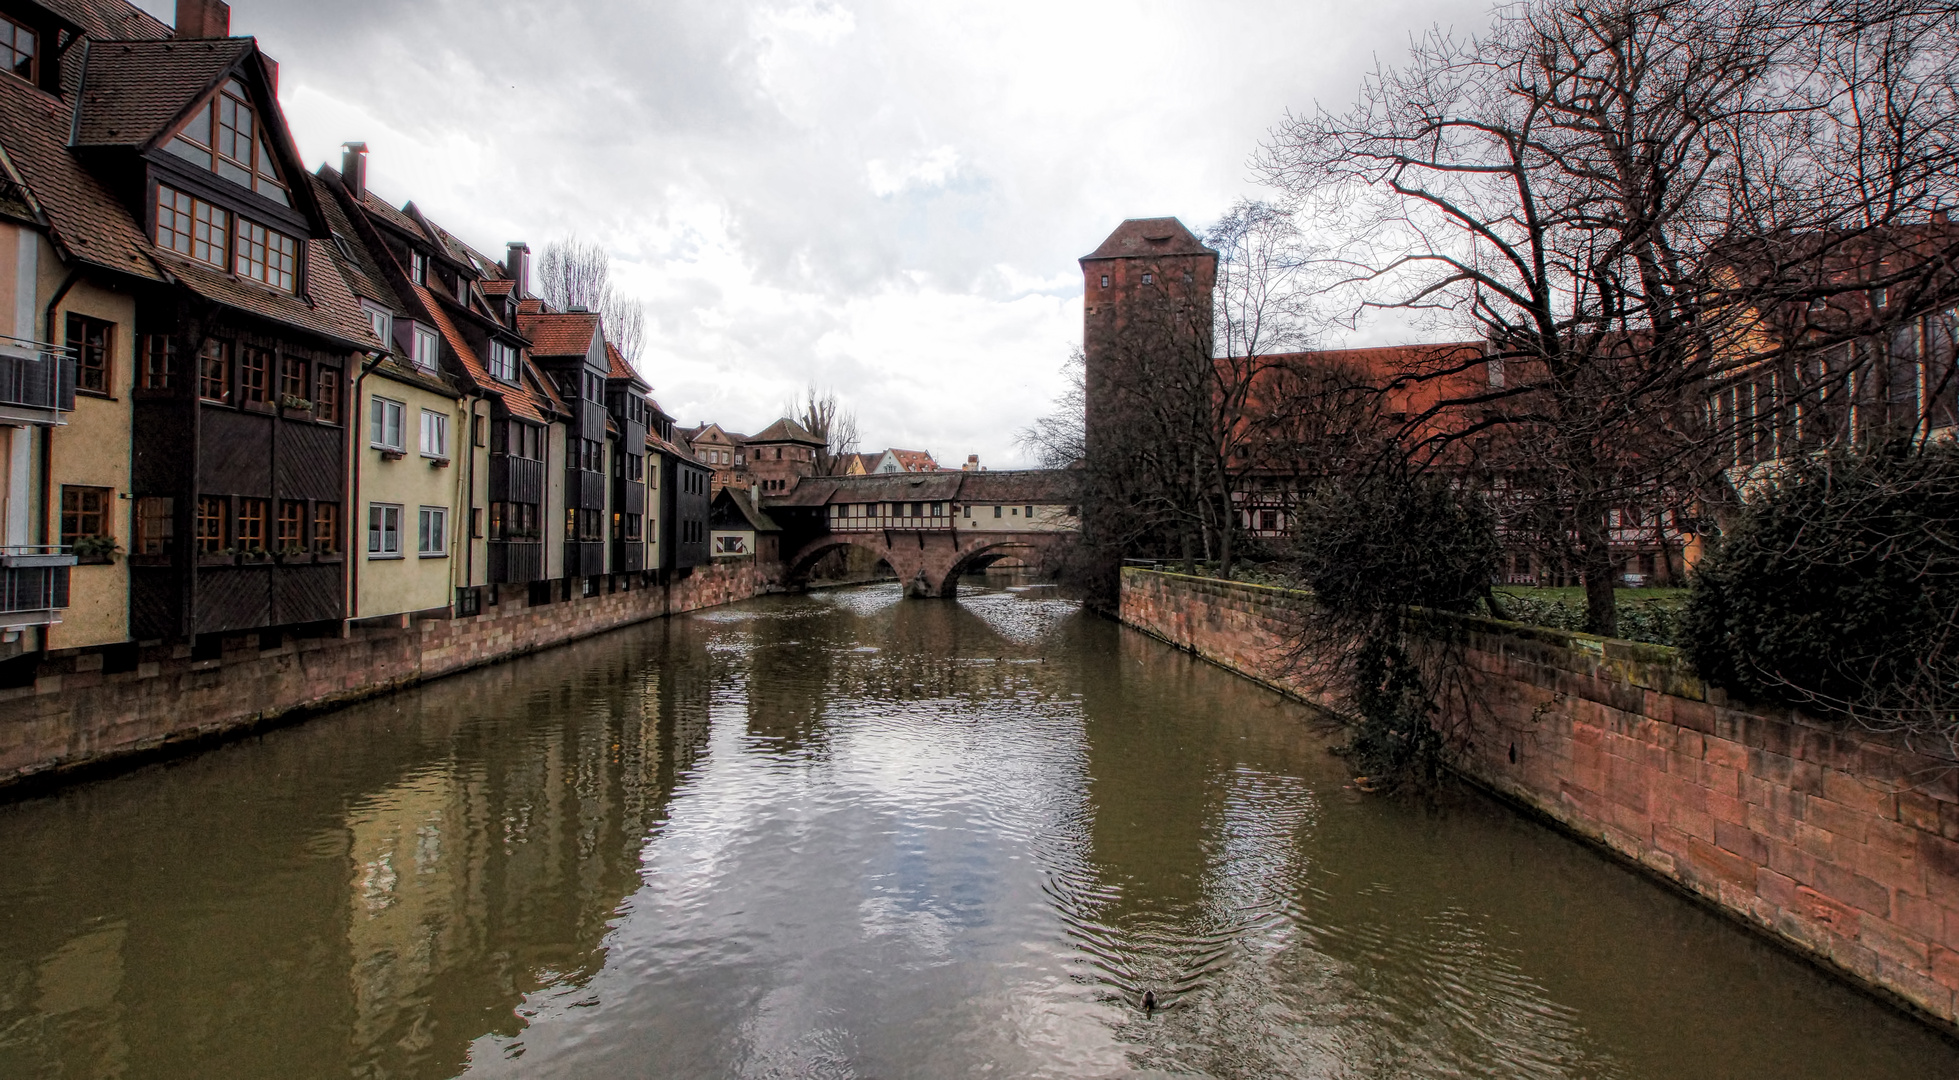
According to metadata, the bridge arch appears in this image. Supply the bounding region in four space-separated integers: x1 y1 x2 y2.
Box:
783 534 917 592
935 537 1054 598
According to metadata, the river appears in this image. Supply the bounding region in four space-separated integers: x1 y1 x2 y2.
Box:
0 580 1953 1078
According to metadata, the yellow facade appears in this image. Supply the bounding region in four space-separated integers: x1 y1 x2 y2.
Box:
44 274 136 650
353 367 466 620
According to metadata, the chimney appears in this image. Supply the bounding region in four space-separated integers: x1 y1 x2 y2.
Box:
341 143 367 201
175 0 230 39
506 242 530 300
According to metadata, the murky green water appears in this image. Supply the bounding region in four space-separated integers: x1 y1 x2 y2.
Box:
1 581 1954 1078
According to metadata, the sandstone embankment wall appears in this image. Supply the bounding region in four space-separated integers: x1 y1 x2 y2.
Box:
1119 567 1959 1032
1 559 767 789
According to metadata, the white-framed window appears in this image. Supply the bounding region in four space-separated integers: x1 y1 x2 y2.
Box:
420 409 449 459
370 396 405 451
489 339 518 382
412 251 428 284
418 506 447 556
411 325 439 371
367 503 402 556
361 301 392 349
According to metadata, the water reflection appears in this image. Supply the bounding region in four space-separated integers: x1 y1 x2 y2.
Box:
0 580 1954 1078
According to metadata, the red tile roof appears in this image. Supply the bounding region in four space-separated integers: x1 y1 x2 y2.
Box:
518 310 602 356
480 279 515 295
1081 217 1216 261
411 282 544 422
73 38 253 148
749 417 823 445
889 448 940 472
42 0 172 44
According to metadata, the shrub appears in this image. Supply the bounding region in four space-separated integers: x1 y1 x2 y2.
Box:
1683 442 1959 740
1289 471 1502 789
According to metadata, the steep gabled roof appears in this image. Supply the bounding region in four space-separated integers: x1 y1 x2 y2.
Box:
748 417 822 446
519 309 601 357
311 168 400 311
72 38 255 149
1081 217 1216 262
43 0 171 44
713 487 781 532
410 280 559 423
888 448 940 472
0 68 160 279
603 340 645 386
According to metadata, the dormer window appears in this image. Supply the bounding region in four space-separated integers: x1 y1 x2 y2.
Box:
488 339 518 383
361 301 392 347
412 251 428 285
411 325 439 371
0 15 36 83
164 80 290 207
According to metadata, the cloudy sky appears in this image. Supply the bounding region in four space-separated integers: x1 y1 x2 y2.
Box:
137 0 1487 466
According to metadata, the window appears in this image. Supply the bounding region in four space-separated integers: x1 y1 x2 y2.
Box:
198 340 231 403
420 409 449 459
993 505 1002 518
627 454 643 482
277 501 305 551
315 367 340 421
412 251 428 284
239 348 270 404
1142 272 1153 284
1100 274 1110 288
1025 505 1035 518
196 495 227 553
314 502 341 554
164 80 289 205
134 496 174 556
489 339 518 382
625 513 642 541
418 506 448 556
60 486 111 558
368 503 402 556
370 396 405 451
362 302 392 348
235 498 268 552
280 354 307 403
141 335 176 390
932 502 944 517
0 14 37 83
411 325 439 371
489 501 538 540
235 219 298 291
65 314 113 395
156 185 230 268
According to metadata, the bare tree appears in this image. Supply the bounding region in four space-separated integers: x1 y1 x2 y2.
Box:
794 384 860 475
1016 349 1086 470
539 235 648 363
1257 0 1959 635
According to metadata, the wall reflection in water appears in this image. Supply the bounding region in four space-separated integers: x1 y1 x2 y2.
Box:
1 579 1957 1079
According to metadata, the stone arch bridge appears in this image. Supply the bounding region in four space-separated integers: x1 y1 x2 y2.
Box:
760 470 1080 598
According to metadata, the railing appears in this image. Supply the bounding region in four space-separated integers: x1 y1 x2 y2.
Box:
487 540 543 584
0 564 70 621
0 337 76 415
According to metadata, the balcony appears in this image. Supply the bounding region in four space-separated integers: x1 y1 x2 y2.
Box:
0 338 76 425
0 548 74 626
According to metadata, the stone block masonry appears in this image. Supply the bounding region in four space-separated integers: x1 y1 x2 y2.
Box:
0 559 769 791
1120 567 1959 1034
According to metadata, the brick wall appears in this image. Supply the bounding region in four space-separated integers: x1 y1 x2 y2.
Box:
0 559 769 788
1120 567 1959 1032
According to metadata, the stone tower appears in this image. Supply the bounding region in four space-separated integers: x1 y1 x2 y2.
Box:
1079 218 1218 459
